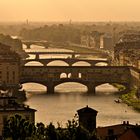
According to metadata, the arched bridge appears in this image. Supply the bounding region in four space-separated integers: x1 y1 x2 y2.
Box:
20 66 132 94
26 51 109 59
22 40 49 49
22 58 109 66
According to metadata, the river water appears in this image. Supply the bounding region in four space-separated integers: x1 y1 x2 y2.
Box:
22 44 140 127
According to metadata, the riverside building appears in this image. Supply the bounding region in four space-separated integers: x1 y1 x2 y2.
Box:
0 92 36 137
0 43 21 90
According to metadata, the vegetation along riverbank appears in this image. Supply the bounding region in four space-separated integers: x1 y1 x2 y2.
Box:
113 84 140 112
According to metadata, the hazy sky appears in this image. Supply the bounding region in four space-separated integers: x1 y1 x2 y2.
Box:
0 0 140 22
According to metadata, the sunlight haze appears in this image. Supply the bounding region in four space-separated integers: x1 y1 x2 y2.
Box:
0 0 140 22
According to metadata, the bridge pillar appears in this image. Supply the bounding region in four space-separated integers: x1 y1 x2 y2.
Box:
69 62 73 66
90 62 96 66
47 83 55 94
71 54 75 59
87 83 95 94
25 43 31 49
35 54 40 59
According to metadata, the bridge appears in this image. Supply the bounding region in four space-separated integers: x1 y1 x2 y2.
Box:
22 58 109 66
20 66 132 94
26 51 109 59
22 40 49 49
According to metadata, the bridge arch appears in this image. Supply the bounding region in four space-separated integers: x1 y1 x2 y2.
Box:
22 82 47 92
95 82 128 93
60 73 68 79
47 60 69 66
55 82 88 93
95 62 108 66
72 61 91 66
24 61 44 66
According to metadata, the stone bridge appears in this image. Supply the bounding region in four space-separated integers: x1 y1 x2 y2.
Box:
22 40 49 49
26 51 109 59
23 58 109 66
20 66 132 94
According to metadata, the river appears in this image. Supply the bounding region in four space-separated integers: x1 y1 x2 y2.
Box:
22 44 140 127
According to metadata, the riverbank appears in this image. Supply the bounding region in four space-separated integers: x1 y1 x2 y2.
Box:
120 89 140 112
113 84 140 112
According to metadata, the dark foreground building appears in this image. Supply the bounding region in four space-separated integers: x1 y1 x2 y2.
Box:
0 92 36 137
77 106 140 140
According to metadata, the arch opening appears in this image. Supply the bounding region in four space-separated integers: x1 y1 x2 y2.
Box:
22 44 27 49
111 83 126 92
29 44 44 49
26 54 36 59
22 82 46 92
72 61 91 66
47 60 69 66
25 61 44 66
79 73 82 78
68 73 72 78
95 62 108 66
95 83 126 94
55 82 88 93
60 73 67 79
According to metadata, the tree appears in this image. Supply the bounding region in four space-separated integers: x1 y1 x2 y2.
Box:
3 114 35 140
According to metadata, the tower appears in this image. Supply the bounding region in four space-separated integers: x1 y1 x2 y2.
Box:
77 106 98 132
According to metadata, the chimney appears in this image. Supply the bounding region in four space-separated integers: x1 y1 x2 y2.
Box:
123 121 126 125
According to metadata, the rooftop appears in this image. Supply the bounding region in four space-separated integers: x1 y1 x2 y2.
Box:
0 92 36 112
77 105 98 114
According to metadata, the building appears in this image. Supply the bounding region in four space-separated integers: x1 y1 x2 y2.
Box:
97 121 138 140
114 32 140 66
77 106 140 140
114 41 140 66
0 92 36 136
77 106 98 132
100 34 113 50
118 127 140 140
81 33 96 48
0 43 21 90
81 31 102 48
0 34 27 59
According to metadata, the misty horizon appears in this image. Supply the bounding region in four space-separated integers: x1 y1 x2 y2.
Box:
0 0 140 22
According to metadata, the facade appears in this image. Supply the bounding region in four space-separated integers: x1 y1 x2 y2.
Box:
81 33 96 48
114 34 140 95
114 32 140 67
118 128 140 140
115 34 140 63
0 93 36 136
100 34 113 50
0 43 21 89
97 121 137 140
77 106 140 140
81 31 102 48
